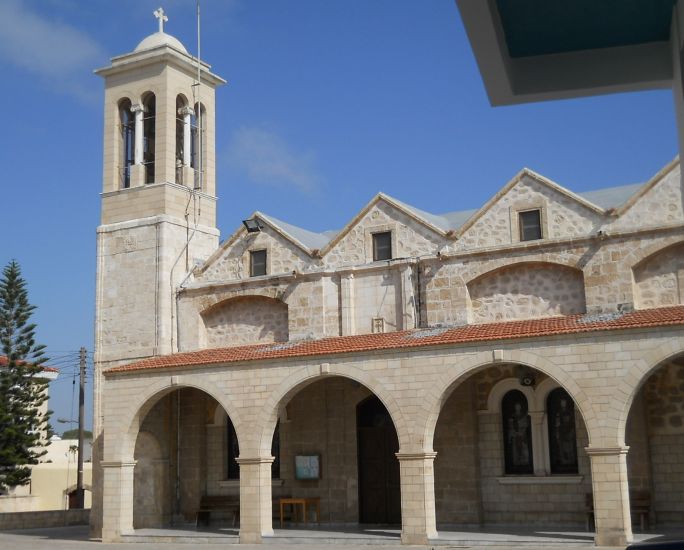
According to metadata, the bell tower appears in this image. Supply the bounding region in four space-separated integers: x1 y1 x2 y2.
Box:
93 12 226 400
91 9 225 535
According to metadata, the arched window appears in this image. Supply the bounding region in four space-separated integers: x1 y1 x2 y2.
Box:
501 390 533 474
191 102 207 190
118 99 134 189
142 93 156 184
546 388 578 474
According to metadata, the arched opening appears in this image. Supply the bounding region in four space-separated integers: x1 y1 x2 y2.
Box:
191 102 207 190
118 98 134 189
432 364 591 533
624 353 684 528
131 387 240 531
175 95 189 184
267 376 401 530
142 93 156 184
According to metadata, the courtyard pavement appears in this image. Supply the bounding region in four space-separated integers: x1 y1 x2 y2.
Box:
0 525 677 550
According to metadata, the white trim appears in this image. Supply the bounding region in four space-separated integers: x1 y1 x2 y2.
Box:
486 378 536 413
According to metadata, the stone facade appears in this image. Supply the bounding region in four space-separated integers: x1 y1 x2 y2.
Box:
92 24 684 550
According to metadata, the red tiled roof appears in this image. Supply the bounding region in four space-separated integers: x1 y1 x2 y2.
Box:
0 355 59 373
106 305 684 375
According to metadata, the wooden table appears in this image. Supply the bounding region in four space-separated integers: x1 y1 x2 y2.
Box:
279 497 320 528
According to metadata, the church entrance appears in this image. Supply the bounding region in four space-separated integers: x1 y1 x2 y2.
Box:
357 396 401 524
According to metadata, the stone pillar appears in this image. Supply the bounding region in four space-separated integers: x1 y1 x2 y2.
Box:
400 264 417 330
586 446 633 546
396 451 437 545
340 273 355 336
178 106 195 186
237 455 274 543
129 104 146 187
101 461 136 542
672 2 684 168
529 411 547 475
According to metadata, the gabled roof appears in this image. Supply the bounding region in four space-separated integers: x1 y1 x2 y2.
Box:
199 159 678 274
106 305 684 374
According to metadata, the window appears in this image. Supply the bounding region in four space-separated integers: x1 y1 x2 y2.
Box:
547 388 578 474
501 389 533 475
226 417 280 480
250 250 267 277
519 209 542 241
372 231 392 261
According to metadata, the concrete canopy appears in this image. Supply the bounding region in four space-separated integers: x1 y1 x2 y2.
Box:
457 0 677 105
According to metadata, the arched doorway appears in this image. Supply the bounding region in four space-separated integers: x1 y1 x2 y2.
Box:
357 396 401 524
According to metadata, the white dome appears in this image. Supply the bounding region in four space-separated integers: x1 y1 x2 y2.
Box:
135 31 187 54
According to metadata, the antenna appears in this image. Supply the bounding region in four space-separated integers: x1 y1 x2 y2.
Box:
195 0 203 192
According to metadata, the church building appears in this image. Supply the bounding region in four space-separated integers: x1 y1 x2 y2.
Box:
92 9 684 547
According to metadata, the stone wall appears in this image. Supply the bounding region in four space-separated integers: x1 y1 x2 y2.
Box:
203 296 289 348
634 242 684 309
0 508 90 530
467 263 586 323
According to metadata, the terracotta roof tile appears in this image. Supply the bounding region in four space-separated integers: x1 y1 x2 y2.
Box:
0 355 59 373
106 305 684 375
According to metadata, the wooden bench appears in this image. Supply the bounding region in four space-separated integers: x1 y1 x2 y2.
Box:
196 495 240 527
585 491 651 532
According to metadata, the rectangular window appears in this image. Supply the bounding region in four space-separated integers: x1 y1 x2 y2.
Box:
519 210 542 241
250 249 267 277
372 231 392 261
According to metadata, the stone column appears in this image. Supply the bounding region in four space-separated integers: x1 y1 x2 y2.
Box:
400 264 417 330
340 273 355 336
586 446 633 546
396 451 438 545
529 411 547 475
237 455 274 543
178 106 195 186
129 104 146 187
101 461 136 542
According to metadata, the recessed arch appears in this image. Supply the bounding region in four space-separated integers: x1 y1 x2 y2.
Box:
466 261 586 323
421 349 595 452
632 240 684 309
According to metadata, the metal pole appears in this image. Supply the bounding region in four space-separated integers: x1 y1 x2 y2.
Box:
76 347 86 509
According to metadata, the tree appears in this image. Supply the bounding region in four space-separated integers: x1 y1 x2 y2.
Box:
61 428 92 440
0 260 52 489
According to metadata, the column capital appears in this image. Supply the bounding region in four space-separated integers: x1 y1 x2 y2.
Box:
178 106 195 117
129 103 146 114
395 451 437 461
236 455 275 465
585 445 630 457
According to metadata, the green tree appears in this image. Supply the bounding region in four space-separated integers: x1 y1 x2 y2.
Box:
0 260 52 489
61 429 92 440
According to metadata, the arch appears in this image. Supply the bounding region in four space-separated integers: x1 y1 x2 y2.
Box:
422 349 596 452
117 97 135 189
632 240 684 309
191 101 208 190
141 91 156 183
617 337 684 445
201 295 289 348
486 378 536 413
175 94 190 183
255 365 408 457
625 237 684 272
466 261 586 323
113 377 244 463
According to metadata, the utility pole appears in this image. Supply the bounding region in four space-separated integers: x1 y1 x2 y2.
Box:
76 347 86 509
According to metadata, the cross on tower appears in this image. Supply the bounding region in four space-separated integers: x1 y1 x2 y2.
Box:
153 7 168 33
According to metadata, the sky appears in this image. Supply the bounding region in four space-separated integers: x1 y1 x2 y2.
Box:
0 0 679 433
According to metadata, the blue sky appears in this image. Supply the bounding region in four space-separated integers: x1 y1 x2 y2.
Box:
0 0 679 432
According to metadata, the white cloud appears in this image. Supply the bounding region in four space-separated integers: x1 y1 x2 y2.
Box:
225 126 323 193
0 0 106 102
